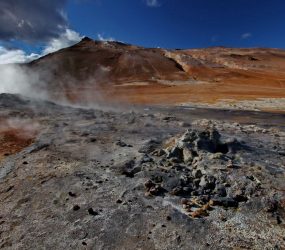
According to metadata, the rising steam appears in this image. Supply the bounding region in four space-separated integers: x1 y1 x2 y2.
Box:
0 64 48 99
0 29 82 100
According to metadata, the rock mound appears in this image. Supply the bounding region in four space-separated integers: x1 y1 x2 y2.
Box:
138 128 260 218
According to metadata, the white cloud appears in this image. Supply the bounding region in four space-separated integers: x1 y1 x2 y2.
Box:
0 28 83 100
43 29 83 55
97 33 115 42
145 0 160 7
0 46 40 64
0 28 83 64
241 32 252 39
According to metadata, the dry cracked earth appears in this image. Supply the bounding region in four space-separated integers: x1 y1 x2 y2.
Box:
0 93 285 249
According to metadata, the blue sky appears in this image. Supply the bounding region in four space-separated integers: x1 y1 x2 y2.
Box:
0 0 285 63
66 0 285 49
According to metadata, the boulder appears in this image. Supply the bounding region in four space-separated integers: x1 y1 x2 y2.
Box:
183 147 194 163
167 146 183 161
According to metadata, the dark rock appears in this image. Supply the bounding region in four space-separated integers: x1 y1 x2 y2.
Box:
210 197 238 208
276 216 282 224
181 198 188 205
139 139 159 154
88 137 97 143
265 198 279 213
215 184 227 197
180 130 197 143
278 151 285 156
117 160 137 178
233 194 248 202
166 216 172 221
5 186 14 192
152 149 166 157
140 154 154 164
145 179 166 196
88 208 99 216
170 157 183 164
148 185 165 196
167 146 183 161
192 169 203 179
215 143 229 154
68 192 76 197
191 190 199 196
73 205 81 211
193 178 201 187
163 116 176 121
81 132 90 137
116 140 132 147
152 175 163 183
178 122 190 127
182 186 193 194
122 171 134 178
116 140 127 147
170 186 184 196
199 175 216 190
196 129 221 153
144 180 155 189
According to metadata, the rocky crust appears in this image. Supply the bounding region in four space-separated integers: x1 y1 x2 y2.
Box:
0 94 284 249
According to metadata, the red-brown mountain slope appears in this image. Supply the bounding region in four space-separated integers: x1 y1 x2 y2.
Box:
24 38 285 108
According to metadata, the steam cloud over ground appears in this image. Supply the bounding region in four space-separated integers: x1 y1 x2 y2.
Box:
0 30 82 99
0 64 48 99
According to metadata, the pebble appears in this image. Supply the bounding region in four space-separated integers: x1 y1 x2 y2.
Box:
88 208 99 216
210 198 238 208
73 205 80 211
215 184 227 197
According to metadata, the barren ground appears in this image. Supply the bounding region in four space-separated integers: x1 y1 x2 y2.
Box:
0 94 284 249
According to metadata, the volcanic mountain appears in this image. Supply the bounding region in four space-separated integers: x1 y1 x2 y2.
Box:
25 37 285 108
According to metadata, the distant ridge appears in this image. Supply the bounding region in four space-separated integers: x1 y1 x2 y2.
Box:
19 38 285 105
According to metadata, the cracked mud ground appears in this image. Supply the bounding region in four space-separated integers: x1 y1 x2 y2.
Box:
0 94 285 249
